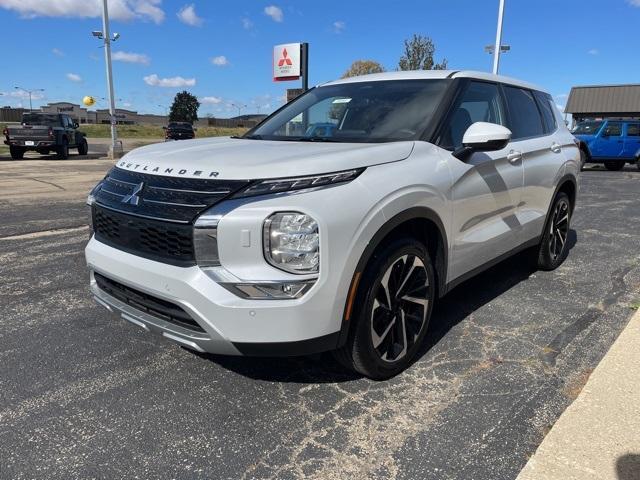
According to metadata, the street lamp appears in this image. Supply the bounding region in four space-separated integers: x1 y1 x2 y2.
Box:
491 0 506 74
157 104 168 116
230 102 246 117
14 86 45 111
91 0 121 159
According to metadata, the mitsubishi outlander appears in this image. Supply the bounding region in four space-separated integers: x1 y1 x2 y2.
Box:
85 71 579 379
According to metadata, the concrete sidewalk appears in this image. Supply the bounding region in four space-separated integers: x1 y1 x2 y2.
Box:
517 308 640 480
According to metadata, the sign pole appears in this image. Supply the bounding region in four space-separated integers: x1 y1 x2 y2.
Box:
301 43 309 91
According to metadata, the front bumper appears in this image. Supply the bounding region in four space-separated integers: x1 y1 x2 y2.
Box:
86 236 341 356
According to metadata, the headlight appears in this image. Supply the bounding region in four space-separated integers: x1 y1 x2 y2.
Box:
264 212 319 274
233 168 364 198
86 181 103 206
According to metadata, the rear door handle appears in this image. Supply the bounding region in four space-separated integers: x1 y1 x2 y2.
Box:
550 142 562 153
507 150 522 164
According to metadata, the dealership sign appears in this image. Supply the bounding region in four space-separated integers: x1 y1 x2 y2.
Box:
273 43 301 81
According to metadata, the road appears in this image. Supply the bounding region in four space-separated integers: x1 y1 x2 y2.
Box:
0 158 639 480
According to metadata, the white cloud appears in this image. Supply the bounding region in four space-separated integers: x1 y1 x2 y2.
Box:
241 17 253 29
143 73 196 87
201 96 222 104
588 49 599 55
112 50 151 65
211 55 228 67
332 20 345 33
52 48 64 56
555 93 568 99
628 0 640 6
177 3 202 26
66 73 82 82
264 5 283 22
123 102 133 108
0 0 165 24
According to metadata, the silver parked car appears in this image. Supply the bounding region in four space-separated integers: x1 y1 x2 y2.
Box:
86 70 579 379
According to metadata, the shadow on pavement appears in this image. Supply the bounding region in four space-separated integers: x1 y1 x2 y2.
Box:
198 230 578 384
616 453 640 480
0 153 104 161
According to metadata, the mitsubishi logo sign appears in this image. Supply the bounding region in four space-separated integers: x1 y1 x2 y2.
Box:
273 43 301 81
278 48 293 67
121 182 144 206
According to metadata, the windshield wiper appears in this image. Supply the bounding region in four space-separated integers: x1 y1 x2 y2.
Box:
238 134 263 140
296 136 339 142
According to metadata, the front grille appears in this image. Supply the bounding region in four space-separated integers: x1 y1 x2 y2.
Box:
93 206 195 266
94 167 251 223
91 167 252 265
94 272 205 333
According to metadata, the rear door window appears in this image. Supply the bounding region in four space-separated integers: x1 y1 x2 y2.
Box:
503 86 545 140
603 122 622 136
626 123 640 136
533 91 557 133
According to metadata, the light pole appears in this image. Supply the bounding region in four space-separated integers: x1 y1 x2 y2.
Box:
92 0 121 158
230 103 246 117
14 86 44 111
492 0 506 75
157 104 168 116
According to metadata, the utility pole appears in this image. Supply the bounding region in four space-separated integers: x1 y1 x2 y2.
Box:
492 0 506 75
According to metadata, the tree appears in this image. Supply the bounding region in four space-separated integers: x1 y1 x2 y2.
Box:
168 91 200 123
342 60 386 78
398 34 448 71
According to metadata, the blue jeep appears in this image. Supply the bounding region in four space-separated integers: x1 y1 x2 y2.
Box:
573 119 640 171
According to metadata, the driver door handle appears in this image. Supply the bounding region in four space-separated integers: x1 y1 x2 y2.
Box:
551 142 562 153
507 150 522 164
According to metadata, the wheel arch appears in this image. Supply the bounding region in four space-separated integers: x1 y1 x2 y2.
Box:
336 206 448 347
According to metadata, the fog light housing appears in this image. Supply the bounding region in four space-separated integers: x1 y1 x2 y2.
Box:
223 280 315 299
264 212 319 274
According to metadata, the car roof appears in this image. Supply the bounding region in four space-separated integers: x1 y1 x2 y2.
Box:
322 70 547 94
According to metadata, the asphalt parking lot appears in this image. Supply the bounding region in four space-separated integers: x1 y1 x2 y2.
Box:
1 157 639 480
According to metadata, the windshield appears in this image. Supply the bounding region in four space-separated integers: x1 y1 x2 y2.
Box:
248 79 450 143
572 121 603 135
22 113 60 127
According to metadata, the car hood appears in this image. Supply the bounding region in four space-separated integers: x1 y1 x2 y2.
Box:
116 136 415 180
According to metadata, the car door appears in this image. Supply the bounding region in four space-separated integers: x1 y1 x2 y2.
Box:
592 121 623 158
623 122 640 159
440 80 524 280
515 89 566 243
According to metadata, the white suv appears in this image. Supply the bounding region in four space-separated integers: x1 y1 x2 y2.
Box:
86 70 579 379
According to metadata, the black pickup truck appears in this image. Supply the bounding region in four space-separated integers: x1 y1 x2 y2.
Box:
3 112 88 160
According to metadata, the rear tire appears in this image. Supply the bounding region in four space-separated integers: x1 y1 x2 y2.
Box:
56 138 69 160
77 138 88 156
604 160 624 171
9 146 25 160
334 238 435 380
536 192 571 271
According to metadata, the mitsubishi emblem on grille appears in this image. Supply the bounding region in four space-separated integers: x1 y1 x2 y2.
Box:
121 182 144 206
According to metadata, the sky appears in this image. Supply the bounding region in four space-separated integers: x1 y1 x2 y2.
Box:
0 0 638 118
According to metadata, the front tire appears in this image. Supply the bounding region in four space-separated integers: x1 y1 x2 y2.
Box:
56 138 69 160
9 146 25 160
536 192 571 271
579 149 587 171
604 160 624 171
77 138 88 156
335 239 435 379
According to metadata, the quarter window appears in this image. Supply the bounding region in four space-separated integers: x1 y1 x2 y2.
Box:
503 86 545 140
626 123 640 136
440 81 506 150
603 122 622 136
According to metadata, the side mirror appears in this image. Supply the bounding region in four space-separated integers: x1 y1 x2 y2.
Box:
453 122 512 161
162 126 167 130
73 122 79 129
